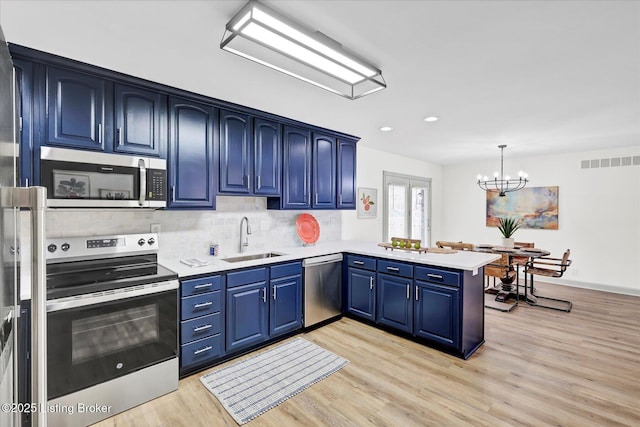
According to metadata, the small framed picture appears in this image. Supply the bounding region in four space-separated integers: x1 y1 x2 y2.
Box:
54 172 89 199
99 189 131 200
357 187 377 219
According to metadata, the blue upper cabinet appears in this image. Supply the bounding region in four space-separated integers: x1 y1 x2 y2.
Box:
337 139 357 209
312 133 336 209
253 118 281 196
219 109 251 193
114 83 166 156
46 66 111 151
168 97 217 209
281 125 312 209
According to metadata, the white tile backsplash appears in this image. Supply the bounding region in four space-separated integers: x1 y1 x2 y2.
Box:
43 196 341 261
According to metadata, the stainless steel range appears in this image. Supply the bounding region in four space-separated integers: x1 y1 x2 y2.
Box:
44 233 178 427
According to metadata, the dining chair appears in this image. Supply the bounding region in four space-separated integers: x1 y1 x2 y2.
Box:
435 241 474 251
513 241 534 287
523 249 573 312
484 253 518 312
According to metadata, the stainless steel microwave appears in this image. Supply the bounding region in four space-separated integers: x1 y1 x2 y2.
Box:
41 146 167 208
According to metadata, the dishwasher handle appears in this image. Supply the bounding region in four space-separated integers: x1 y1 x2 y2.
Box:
302 253 343 267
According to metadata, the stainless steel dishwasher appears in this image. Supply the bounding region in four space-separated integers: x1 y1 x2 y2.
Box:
302 254 343 327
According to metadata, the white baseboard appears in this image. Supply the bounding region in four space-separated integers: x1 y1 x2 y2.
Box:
527 276 640 297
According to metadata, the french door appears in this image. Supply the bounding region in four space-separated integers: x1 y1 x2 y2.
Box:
383 172 431 246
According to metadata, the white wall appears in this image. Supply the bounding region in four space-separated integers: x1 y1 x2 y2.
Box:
441 146 640 295
341 145 443 245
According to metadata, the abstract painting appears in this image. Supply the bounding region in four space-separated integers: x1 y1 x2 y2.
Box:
486 186 559 229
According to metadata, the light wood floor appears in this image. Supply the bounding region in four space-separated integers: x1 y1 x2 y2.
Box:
95 282 640 426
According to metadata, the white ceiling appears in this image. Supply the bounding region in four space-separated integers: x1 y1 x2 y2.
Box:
1 0 638 165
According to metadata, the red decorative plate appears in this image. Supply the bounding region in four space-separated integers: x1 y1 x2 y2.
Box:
296 213 320 244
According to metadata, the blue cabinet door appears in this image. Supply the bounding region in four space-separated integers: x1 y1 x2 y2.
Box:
219 109 251 194
269 274 302 337
414 281 460 349
46 66 111 151
254 118 280 196
226 282 269 353
377 273 413 333
312 133 336 208
114 83 165 157
168 97 216 208
282 125 312 209
346 267 376 321
337 139 357 209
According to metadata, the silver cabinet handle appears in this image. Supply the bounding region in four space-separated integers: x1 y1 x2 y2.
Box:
194 345 212 355
406 284 410 299
339 194 343 205
353 260 365 265
387 266 400 272
247 174 250 189
97 123 103 143
308 193 311 205
193 324 212 332
415 286 419 301
25 178 29 187
273 286 277 300
117 127 123 146
194 283 213 290
427 273 443 280
171 186 176 202
194 301 212 309
257 175 261 189
369 276 374 290
315 193 318 204
262 287 267 303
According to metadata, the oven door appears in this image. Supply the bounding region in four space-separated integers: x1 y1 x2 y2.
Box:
46 283 178 400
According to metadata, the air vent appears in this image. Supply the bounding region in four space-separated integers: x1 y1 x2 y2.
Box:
582 155 639 169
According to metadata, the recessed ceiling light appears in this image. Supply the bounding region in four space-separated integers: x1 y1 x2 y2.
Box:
424 116 439 122
379 126 393 132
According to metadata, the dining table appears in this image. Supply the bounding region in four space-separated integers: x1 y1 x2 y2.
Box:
472 244 551 305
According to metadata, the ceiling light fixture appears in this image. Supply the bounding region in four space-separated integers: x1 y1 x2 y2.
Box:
220 0 386 100
477 145 528 197
424 116 439 122
379 126 393 132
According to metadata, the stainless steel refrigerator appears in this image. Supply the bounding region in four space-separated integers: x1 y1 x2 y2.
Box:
0 24 47 427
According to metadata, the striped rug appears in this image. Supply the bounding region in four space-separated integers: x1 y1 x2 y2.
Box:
200 337 349 425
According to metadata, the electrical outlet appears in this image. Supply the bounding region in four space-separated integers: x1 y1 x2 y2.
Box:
150 223 161 233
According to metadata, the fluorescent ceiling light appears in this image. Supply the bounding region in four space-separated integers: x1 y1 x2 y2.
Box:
221 0 386 100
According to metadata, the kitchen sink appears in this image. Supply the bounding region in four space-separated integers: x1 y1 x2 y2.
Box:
221 252 284 263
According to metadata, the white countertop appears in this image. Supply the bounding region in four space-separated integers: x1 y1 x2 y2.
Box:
160 241 502 278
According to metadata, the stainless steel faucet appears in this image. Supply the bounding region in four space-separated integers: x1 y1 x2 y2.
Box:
240 216 252 252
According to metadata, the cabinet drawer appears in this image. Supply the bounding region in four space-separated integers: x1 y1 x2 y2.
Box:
227 267 268 288
346 255 376 271
181 275 222 297
181 313 221 344
181 291 221 320
271 261 302 279
377 260 413 278
181 334 222 368
414 266 460 287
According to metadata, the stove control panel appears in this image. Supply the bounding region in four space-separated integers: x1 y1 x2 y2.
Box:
46 233 159 260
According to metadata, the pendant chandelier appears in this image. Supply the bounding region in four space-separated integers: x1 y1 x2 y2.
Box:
477 145 528 197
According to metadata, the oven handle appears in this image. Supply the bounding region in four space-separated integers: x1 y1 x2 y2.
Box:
46 280 179 312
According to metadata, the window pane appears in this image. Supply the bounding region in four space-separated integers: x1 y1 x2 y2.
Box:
388 183 407 238
411 187 427 243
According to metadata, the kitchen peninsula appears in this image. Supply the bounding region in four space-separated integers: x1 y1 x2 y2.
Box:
161 241 500 376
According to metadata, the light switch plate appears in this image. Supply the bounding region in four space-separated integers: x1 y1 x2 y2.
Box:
150 223 161 233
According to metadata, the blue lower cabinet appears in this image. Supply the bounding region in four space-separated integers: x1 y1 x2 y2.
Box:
181 334 223 368
179 274 224 372
376 273 413 334
226 281 269 353
346 267 376 321
269 274 302 337
414 281 460 348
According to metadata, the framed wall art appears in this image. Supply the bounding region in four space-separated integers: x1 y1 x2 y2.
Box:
357 187 377 219
486 186 559 230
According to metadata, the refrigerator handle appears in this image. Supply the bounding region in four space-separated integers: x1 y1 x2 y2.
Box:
3 186 47 427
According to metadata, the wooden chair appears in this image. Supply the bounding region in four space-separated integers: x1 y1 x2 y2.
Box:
512 241 534 287
484 253 518 311
523 249 573 312
435 241 474 251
